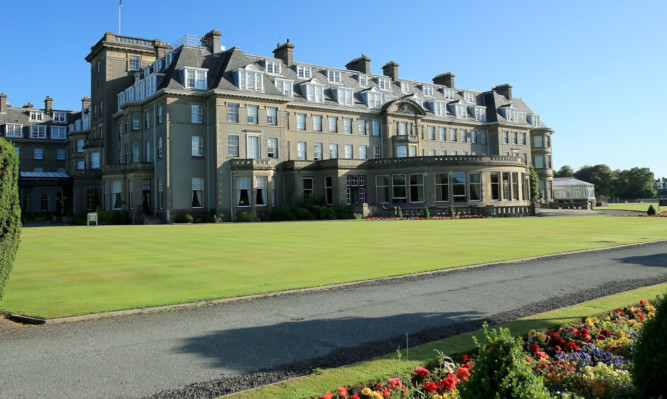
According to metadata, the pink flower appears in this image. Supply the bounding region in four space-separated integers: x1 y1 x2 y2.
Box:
387 378 403 390
412 367 431 378
535 351 548 359
350 396 361 399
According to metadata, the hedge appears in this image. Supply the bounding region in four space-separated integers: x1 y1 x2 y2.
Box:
0 137 21 299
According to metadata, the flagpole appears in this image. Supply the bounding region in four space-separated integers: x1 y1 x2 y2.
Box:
119 0 122 35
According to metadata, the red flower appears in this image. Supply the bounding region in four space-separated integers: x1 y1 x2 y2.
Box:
439 374 459 391
461 354 469 362
319 392 332 399
336 386 348 398
640 299 647 305
637 312 646 321
566 342 581 352
528 344 540 352
412 367 431 378
461 363 473 370
553 345 562 352
456 367 471 381
350 396 361 399
598 329 611 338
525 357 531 362
536 351 548 359
422 381 438 393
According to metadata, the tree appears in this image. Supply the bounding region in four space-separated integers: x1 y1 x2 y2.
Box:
0 138 21 299
615 167 657 199
574 164 617 198
554 165 575 178
529 165 540 200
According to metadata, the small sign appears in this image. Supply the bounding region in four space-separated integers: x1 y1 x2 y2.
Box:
87 212 98 226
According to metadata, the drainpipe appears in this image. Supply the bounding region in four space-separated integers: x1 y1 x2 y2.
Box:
153 101 157 216
229 162 234 222
165 110 171 222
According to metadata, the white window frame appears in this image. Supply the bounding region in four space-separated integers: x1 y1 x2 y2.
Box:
5 124 22 138
336 87 354 106
192 177 204 208
265 60 281 75
30 125 47 139
274 79 293 97
327 70 342 84
378 77 391 91
313 142 323 160
183 67 208 90
267 137 278 158
267 107 278 125
191 105 203 123
297 65 312 79
192 136 204 157
129 55 140 71
235 65 264 92
34 148 43 159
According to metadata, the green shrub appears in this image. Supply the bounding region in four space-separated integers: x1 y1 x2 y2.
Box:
647 205 657 216
396 206 403 219
174 213 194 223
447 205 455 217
632 293 667 397
459 323 551 399
332 204 353 219
353 213 363 220
0 138 21 300
422 206 430 218
270 204 296 221
235 211 258 223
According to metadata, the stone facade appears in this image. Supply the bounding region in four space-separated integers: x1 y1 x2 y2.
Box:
65 30 555 221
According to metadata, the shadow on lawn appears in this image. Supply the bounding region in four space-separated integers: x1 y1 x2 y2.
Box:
176 310 483 372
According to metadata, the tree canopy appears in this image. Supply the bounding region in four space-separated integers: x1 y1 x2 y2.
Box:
568 164 656 199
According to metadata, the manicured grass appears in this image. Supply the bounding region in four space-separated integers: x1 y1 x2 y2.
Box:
1 216 666 318
228 283 667 399
597 203 662 212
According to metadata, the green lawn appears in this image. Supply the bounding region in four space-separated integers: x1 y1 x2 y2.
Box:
597 203 662 212
1 216 666 318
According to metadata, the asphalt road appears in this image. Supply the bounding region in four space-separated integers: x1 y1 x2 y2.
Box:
1 242 666 398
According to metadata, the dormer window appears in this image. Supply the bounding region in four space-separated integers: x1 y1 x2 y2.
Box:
409 93 423 107
183 67 208 90
29 111 43 121
528 114 541 127
335 87 354 106
145 74 157 97
327 70 342 84
165 53 173 68
518 112 527 123
53 112 67 123
378 77 391 91
421 85 434 97
358 74 368 88
5 124 22 138
234 65 263 92
442 88 454 100
429 101 446 116
274 79 293 97
473 106 486 122
501 105 518 122
450 102 467 119
363 88 382 109
463 91 475 103
297 65 311 79
155 59 163 71
265 60 281 75
400 81 410 94
301 79 324 103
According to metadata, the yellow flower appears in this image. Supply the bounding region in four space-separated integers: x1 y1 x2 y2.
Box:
645 305 656 312
605 321 612 327
536 332 546 343
361 388 372 396
372 392 383 399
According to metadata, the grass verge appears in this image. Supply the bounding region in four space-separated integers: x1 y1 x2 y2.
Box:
1 216 666 318
227 282 667 399
596 203 662 212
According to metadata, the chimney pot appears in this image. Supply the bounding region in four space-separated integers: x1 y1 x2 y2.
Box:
44 95 53 112
433 72 455 88
273 39 294 66
345 54 372 75
0 92 7 114
382 61 399 81
493 83 513 100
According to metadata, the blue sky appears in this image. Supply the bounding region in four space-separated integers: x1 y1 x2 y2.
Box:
1 1 665 178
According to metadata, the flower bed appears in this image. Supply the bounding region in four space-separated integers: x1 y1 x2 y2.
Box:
317 299 660 399
364 215 486 221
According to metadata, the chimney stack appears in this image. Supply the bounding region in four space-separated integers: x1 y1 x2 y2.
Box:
81 96 92 110
493 84 512 100
346 54 371 75
202 29 222 54
273 39 294 66
154 39 171 58
382 61 399 81
45 95 53 113
0 92 7 113
433 72 455 88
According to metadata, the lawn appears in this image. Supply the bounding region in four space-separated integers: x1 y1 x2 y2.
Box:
597 203 662 212
1 216 666 319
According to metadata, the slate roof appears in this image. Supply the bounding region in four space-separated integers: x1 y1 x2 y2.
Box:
129 41 547 128
1 102 78 139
